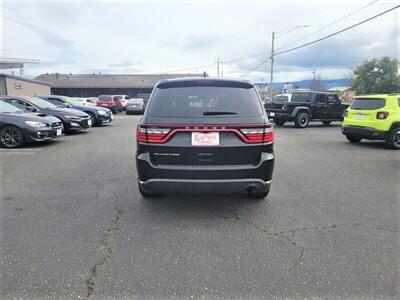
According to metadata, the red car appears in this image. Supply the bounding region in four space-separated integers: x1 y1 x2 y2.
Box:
97 95 123 114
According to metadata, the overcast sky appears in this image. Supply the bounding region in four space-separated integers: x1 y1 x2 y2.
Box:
0 0 399 82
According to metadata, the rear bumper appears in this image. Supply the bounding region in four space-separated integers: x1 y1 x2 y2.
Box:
126 107 144 114
140 178 271 194
267 111 291 121
342 126 387 140
136 152 274 194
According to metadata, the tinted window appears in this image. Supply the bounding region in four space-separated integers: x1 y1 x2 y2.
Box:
316 94 327 104
46 98 65 106
274 95 289 102
291 93 310 103
147 86 263 117
351 98 386 110
327 94 338 103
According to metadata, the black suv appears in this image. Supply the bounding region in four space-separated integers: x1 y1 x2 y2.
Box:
136 78 275 198
265 91 348 128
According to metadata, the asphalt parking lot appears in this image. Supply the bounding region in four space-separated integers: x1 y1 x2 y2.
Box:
1 114 399 299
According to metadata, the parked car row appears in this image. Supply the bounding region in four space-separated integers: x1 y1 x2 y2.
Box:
265 91 400 149
0 95 113 148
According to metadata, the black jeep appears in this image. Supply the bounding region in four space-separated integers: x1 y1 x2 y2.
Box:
265 91 348 128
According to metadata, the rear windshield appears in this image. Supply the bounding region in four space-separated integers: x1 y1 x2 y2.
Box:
98 96 113 102
147 86 263 118
274 95 289 103
351 98 386 110
129 99 143 104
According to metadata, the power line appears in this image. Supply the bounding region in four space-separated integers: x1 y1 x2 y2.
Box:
275 0 381 52
274 4 399 56
165 2 398 76
237 4 399 78
238 58 271 79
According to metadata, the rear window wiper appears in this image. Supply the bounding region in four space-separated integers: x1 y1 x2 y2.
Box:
203 111 238 116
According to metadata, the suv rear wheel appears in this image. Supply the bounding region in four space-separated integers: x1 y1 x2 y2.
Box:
385 127 400 149
346 135 362 143
295 112 310 128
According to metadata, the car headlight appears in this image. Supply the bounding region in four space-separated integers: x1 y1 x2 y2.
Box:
98 110 107 115
65 115 81 120
25 121 48 128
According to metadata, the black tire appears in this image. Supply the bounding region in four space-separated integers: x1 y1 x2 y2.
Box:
346 135 361 143
322 121 332 126
247 188 269 199
0 125 24 148
385 127 400 150
87 112 97 127
112 107 118 114
294 112 310 128
274 120 286 126
138 182 160 198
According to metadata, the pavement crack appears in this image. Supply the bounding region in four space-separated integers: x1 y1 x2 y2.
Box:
85 205 124 299
224 206 390 272
227 205 302 271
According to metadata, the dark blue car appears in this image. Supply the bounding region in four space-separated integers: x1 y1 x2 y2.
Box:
38 95 113 126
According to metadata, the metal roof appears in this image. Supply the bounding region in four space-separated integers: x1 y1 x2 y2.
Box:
35 73 202 89
0 57 40 69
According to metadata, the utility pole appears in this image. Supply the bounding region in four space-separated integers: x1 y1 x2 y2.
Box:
216 57 220 77
270 32 275 98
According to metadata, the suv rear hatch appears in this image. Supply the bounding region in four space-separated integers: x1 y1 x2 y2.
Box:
138 80 273 166
97 95 115 107
346 98 387 127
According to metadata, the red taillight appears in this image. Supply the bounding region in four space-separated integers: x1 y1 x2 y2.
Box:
137 124 274 144
136 125 171 143
240 125 274 144
376 111 388 119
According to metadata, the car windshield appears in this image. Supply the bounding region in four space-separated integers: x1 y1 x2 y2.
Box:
26 96 58 109
351 98 386 110
65 97 84 106
148 85 263 118
0 101 24 113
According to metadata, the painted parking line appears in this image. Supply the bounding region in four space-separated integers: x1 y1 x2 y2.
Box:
0 148 42 151
0 151 39 155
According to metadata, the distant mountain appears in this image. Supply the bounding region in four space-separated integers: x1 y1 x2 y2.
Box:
254 78 350 90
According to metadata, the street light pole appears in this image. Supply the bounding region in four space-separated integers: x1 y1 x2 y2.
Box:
217 57 220 77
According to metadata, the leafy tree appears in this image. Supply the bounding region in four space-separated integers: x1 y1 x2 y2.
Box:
351 57 399 94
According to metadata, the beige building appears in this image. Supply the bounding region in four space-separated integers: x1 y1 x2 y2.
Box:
0 74 51 96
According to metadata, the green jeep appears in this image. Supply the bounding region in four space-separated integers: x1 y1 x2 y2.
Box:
342 94 400 149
